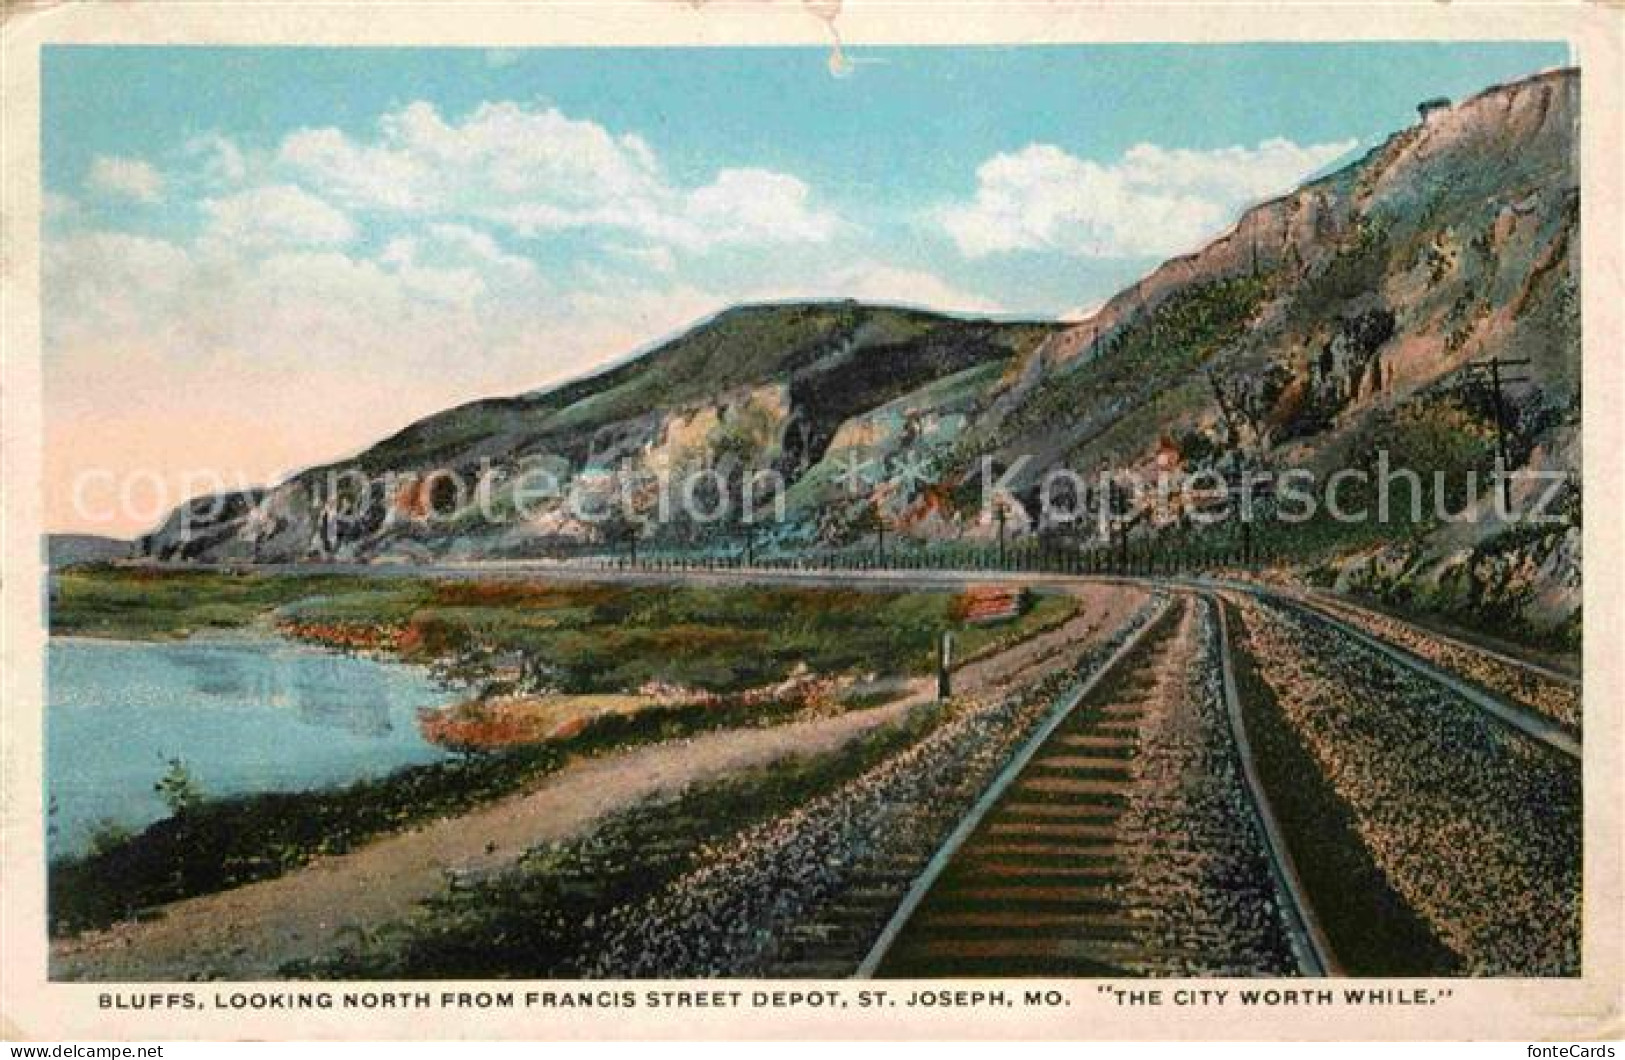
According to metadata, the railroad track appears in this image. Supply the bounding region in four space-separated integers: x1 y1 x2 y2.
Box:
1219 588 1582 975
756 597 1176 978
856 590 1331 978
1300 588 1579 689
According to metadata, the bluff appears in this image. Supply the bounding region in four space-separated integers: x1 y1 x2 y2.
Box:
142 70 1581 647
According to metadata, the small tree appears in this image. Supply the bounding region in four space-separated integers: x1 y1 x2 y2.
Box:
88 818 135 857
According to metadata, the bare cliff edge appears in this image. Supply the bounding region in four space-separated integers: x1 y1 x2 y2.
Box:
141 69 1580 647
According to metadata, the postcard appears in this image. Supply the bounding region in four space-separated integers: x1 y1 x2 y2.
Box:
2 0 1621 1043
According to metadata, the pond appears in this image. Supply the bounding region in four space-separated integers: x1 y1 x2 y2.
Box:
47 635 454 860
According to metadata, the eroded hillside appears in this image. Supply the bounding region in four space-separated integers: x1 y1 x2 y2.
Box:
142 70 1581 647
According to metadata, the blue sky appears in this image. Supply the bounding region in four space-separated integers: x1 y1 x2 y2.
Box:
43 42 1569 533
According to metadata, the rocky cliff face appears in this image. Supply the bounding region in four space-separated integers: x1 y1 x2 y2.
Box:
141 70 1580 644
982 68 1577 472
963 68 1579 645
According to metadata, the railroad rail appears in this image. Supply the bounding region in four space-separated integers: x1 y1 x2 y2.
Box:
857 590 1333 979
850 596 1176 978
1300 588 1579 689
1227 586 1581 762
1212 598 1338 977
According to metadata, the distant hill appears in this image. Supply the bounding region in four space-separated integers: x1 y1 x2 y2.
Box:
140 302 1058 562
139 69 1580 647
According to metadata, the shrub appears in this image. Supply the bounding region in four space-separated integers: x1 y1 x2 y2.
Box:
154 757 203 815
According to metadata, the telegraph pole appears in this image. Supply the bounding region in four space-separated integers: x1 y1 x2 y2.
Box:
1463 357 1532 512
1106 480 1128 572
1226 466 1275 566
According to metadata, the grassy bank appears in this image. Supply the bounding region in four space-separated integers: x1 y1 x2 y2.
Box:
49 567 409 640
293 699 946 979
1224 599 1461 976
49 688 826 937
52 569 1076 695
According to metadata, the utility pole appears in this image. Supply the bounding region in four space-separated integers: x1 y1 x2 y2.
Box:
995 501 1008 568
1226 465 1276 567
1463 357 1532 512
1108 480 1129 572
873 502 887 569
736 477 757 568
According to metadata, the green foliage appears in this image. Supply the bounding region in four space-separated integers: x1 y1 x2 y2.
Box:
385 581 1072 696
85 819 135 858
1217 390 1502 568
1353 396 1499 528
1288 221 1391 324
1337 523 1580 655
49 569 415 639
1005 276 1271 444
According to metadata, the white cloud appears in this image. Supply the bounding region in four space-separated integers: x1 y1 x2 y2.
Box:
378 223 542 306
277 124 427 211
421 222 539 279
45 231 195 328
612 244 678 274
1117 138 1356 204
44 191 81 225
681 168 838 247
203 185 355 248
940 137 1357 260
43 223 715 430
277 101 839 251
86 155 165 203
